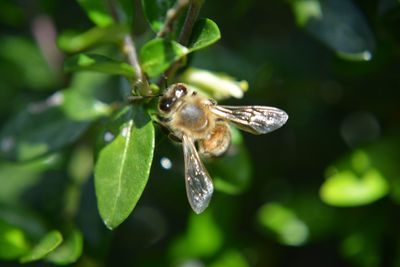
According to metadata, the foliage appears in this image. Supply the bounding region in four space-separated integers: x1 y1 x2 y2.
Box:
0 0 400 266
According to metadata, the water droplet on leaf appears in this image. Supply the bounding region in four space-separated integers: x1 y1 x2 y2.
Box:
1 136 15 152
160 156 172 170
104 131 115 143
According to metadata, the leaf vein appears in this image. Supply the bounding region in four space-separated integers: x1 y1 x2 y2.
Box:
108 120 133 223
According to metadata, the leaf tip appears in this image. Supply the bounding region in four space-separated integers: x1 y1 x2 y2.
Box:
99 212 118 230
103 219 116 230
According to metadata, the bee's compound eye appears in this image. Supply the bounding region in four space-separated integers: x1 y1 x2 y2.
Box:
175 84 187 98
159 97 175 113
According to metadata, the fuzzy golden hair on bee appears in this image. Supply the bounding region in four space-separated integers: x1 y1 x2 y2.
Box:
157 83 288 214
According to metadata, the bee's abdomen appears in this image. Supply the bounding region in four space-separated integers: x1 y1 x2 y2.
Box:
198 122 231 157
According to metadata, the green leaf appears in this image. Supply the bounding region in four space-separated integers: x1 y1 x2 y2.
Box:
320 150 389 206
0 36 56 91
179 67 248 100
290 0 322 27
258 202 309 246
141 0 175 32
290 0 375 61
76 0 133 26
188 18 221 52
64 53 135 78
68 145 93 183
46 229 83 265
58 24 129 53
288 194 337 241
0 220 30 260
0 96 90 161
0 154 61 205
170 211 223 259
95 106 155 229
60 72 113 121
20 230 63 263
76 0 114 27
320 169 388 207
209 127 252 194
0 206 47 241
139 19 220 78
210 249 249 267
140 38 188 77
0 71 113 161
61 90 112 121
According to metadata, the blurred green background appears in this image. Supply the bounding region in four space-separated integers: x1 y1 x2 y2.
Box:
1 0 400 266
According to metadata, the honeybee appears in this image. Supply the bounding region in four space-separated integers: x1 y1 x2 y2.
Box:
158 83 288 214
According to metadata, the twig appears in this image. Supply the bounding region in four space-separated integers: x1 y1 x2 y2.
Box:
178 0 204 46
108 0 151 96
122 35 151 95
157 0 190 38
159 0 205 85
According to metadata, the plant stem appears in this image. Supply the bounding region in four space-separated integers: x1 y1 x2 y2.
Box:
178 0 204 46
122 35 151 95
157 0 190 38
159 0 204 86
107 0 151 96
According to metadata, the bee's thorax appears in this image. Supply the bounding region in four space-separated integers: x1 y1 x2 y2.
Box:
177 102 209 132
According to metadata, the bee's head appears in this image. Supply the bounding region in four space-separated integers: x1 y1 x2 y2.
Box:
158 83 188 113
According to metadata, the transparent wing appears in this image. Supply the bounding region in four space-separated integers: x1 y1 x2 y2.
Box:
182 134 214 214
211 105 289 135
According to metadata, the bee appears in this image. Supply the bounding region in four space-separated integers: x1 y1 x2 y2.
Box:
158 83 288 214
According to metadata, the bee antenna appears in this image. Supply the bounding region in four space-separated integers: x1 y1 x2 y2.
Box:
161 75 169 90
127 93 163 103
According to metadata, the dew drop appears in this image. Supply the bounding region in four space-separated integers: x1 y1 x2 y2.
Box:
28 92 64 113
1 136 15 152
47 91 64 106
160 157 172 170
121 127 129 138
362 51 372 61
104 131 115 143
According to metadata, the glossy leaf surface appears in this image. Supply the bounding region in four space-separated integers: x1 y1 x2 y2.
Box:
0 98 90 161
64 53 135 78
141 0 175 32
95 106 155 229
0 154 61 204
188 18 221 52
291 0 375 61
58 24 128 53
0 220 30 260
140 38 188 77
320 149 390 207
0 72 110 161
20 231 63 263
76 0 114 27
258 202 309 246
46 229 83 265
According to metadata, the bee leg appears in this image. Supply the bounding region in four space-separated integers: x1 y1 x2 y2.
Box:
156 114 172 124
168 133 182 143
127 94 163 103
208 98 217 105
